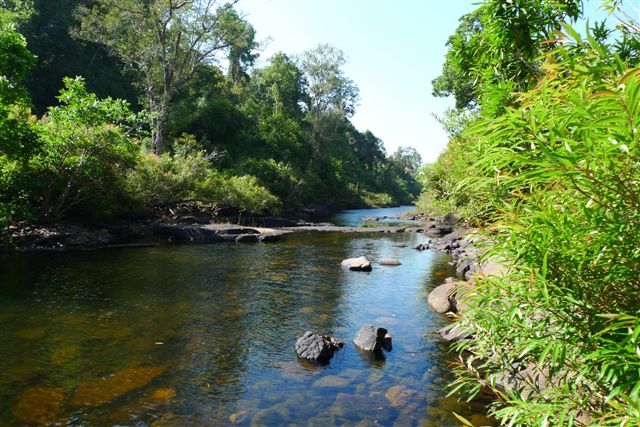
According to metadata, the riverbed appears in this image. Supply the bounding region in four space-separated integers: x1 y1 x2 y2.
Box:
0 208 492 426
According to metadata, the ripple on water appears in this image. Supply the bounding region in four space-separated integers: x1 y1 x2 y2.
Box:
0 219 494 426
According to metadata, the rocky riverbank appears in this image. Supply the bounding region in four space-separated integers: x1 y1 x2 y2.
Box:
1 212 463 252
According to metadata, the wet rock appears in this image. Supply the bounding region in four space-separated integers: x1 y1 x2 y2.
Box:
313 375 350 387
15 327 46 340
427 282 456 313
378 258 401 266
384 384 418 408
151 388 176 401
412 243 425 251
294 331 343 363
229 409 249 424
353 324 389 352
235 233 259 243
13 387 64 425
152 221 221 243
258 233 280 243
438 323 472 342
341 256 372 272
71 366 166 407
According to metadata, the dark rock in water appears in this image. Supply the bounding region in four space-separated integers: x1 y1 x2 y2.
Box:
353 324 389 352
295 331 343 363
381 333 393 351
151 221 221 243
341 256 372 272
378 258 401 266
235 234 259 243
412 243 425 251
258 234 280 243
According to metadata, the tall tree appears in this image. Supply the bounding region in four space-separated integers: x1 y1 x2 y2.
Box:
299 44 359 117
432 0 582 113
19 0 137 115
75 0 255 154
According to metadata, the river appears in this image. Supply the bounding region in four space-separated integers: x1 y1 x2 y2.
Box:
0 207 492 426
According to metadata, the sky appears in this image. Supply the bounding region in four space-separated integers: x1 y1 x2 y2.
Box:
236 0 613 163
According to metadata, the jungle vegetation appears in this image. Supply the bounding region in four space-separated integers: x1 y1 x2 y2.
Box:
422 0 640 425
0 0 421 230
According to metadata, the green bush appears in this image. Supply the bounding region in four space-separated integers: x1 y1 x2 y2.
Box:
31 77 142 221
128 138 279 215
449 31 640 426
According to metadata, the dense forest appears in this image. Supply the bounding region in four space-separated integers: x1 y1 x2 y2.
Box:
421 0 640 425
0 0 421 233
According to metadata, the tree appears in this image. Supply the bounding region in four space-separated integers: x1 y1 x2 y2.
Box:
432 0 582 113
299 44 359 117
75 0 255 154
19 0 138 115
33 77 142 221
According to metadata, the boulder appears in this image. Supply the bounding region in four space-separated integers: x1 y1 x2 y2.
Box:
235 234 259 243
438 323 472 342
427 282 456 313
443 213 460 225
425 226 453 237
412 243 425 251
295 331 343 363
378 258 401 266
454 282 475 313
353 324 389 352
341 256 372 272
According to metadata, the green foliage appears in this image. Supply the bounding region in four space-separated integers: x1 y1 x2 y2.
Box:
0 9 37 230
32 77 142 221
444 28 640 425
127 135 279 215
19 0 137 115
432 0 582 113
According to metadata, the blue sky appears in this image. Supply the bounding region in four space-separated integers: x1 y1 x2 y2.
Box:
237 0 612 163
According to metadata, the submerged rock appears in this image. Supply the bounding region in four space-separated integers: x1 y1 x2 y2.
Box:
313 375 350 388
341 256 372 272
13 387 64 425
294 331 344 363
378 258 401 266
71 366 166 407
353 324 389 352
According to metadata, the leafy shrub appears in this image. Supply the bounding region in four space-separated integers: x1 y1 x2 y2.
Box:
449 31 640 426
31 77 142 221
128 138 279 215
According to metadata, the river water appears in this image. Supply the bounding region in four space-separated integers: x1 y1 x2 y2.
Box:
0 208 492 426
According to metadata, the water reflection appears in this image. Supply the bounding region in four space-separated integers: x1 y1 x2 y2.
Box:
0 229 493 426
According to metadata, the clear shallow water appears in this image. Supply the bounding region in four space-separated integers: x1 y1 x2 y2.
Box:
331 205 417 227
0 218 492 426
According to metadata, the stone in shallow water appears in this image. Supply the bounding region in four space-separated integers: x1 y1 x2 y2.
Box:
13 387 64 425
294 331 343 363
151 388 176 401
384 384 418 409
70 366 166 407
313 375 350 387
353 324 388 351
378 258 401 266
341 256 372 272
